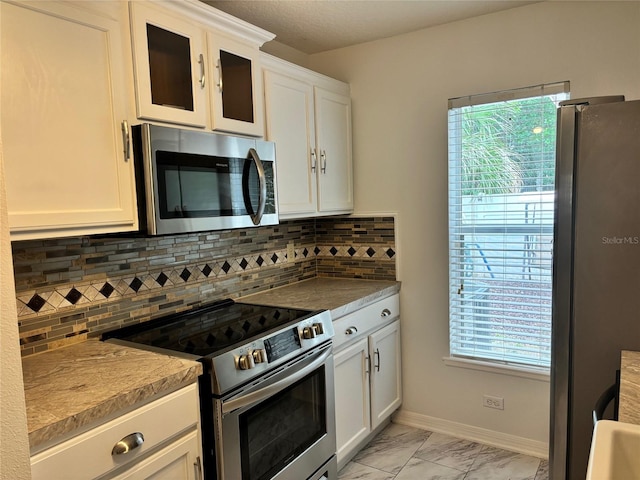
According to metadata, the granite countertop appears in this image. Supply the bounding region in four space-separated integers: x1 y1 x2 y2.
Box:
22 339 202 451
23 277 398 452
240 277 400 320
618 350 640 424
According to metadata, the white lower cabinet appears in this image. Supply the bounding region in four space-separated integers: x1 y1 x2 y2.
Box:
369 321 403 429
30 384 202 480
334 337 371 460
110 430 201 480
333 294 402 467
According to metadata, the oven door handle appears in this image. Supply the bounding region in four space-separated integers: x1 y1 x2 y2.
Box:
222 347 331 414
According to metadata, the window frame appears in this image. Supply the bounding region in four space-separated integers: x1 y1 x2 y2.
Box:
447 82 569 371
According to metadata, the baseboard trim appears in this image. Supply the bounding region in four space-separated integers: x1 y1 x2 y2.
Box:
392 409 549 459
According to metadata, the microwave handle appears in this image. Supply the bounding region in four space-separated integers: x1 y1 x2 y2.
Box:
247 148 267 225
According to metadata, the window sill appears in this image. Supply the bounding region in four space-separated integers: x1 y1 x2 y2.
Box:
442 356 550 382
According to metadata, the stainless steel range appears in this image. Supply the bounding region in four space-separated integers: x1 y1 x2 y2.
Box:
102 299 336 480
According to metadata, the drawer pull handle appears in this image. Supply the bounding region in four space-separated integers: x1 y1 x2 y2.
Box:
345 326 358 335
381 308 392 317
112 432 144 456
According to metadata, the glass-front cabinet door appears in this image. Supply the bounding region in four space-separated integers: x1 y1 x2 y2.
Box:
129 2 207 127
208 35 264 137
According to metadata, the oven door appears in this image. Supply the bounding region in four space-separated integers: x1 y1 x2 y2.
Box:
215 343 336 480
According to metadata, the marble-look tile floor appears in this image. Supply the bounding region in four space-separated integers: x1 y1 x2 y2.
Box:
338 423 549 480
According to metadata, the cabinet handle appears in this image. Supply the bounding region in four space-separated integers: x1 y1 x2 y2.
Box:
374 348 380 372
381 308 391 317
320 150 327 173
194 456 203 479
121 120 130 162
216 59 223 92
111 432 144 455
345 326 357 335
198 54 205 89
311 149 317 173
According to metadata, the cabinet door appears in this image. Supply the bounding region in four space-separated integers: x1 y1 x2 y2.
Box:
263 70 317 217
111 430 201 480
129 1 207 127
209 35 264 136
369 320 402 430
30 385 200 480
314 87 353 214
334 337 371 464
1 1 137 240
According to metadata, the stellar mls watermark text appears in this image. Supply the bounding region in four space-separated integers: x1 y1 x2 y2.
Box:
602 236 639 245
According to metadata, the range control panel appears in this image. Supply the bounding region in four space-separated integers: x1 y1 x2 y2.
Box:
211 309 334 394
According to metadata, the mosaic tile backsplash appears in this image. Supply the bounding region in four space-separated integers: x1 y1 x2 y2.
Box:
13 216 396 356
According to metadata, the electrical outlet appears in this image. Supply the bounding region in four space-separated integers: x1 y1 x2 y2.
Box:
287 242 295 263
483 395 504 410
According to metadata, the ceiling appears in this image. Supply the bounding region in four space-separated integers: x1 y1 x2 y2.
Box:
204 0 540 55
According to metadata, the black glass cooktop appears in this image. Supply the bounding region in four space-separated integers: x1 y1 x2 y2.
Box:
101 299 315 357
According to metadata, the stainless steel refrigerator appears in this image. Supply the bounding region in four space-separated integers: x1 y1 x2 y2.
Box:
550 96 640 480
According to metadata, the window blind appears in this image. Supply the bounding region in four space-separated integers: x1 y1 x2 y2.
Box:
448 82 569 369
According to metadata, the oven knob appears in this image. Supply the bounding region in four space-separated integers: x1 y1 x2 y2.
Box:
252 349 267 364
237 354 254 370
302 326 316 339
312 323 324 335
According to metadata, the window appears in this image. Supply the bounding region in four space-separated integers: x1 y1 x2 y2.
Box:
448 82 569 369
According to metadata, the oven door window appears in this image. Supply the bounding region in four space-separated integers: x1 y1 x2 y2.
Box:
239 366 326 480
155 150 275 219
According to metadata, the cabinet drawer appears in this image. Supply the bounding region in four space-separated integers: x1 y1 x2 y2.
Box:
111 429 200 480
333 294 399 350
31 384 199 480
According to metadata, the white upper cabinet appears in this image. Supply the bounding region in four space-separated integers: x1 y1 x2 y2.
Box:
208 34 265 137
129 0 272 137
129 1 208 128
263 71 317 216
314 87 353 214
1 0 138 240
263 54 353 219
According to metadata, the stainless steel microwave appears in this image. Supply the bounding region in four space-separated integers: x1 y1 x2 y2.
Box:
132 124 278 235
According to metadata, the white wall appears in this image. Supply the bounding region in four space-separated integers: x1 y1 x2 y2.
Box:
1 121 31 480
309 1 640 451
0 5 31 473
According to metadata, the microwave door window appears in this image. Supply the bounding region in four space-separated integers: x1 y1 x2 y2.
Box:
229 161 249 216
156 151 234 218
